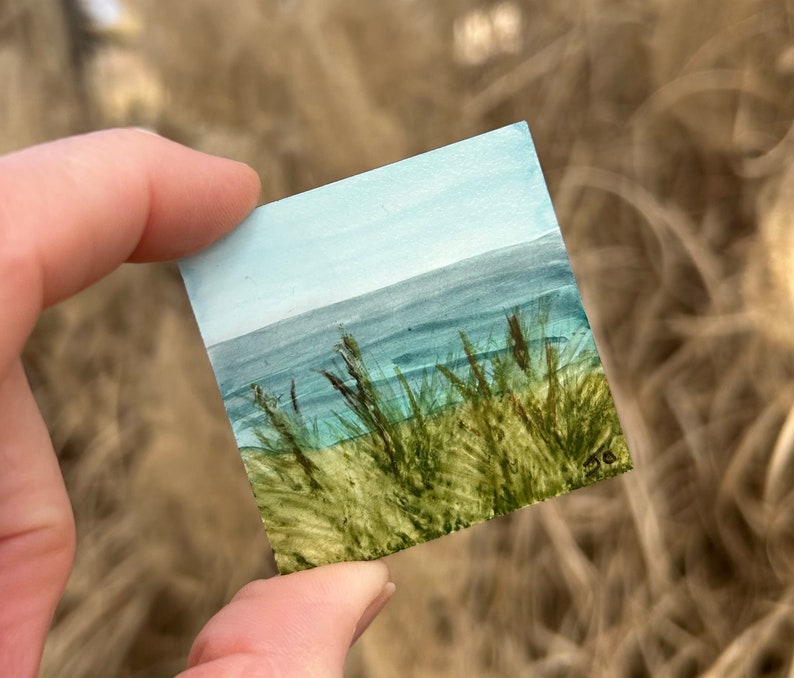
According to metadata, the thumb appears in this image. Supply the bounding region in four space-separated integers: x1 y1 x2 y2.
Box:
179 561 395 678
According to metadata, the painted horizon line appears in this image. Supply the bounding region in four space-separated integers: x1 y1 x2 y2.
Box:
206 226 562 351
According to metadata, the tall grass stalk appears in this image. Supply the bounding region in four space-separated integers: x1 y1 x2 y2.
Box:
250 382 321 489
321 333 407 478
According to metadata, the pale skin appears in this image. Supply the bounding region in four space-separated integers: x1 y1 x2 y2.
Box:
0 129 395 677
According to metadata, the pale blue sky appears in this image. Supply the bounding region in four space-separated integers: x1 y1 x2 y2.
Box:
180 122 560 347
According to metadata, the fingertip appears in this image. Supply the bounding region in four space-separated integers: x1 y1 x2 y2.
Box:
97 127 263 255
231 560 392 605
235 160 262 211
210 155 261 220
298 559 393 602
352 579 396 644
0 127 264 301
126 139 262 262
184 561 394 675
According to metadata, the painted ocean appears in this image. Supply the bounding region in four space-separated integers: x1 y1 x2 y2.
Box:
208 230 593 450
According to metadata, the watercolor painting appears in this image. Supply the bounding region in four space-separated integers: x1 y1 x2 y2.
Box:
180 122 632 574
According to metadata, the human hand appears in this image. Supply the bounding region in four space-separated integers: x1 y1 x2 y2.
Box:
0 130 394 677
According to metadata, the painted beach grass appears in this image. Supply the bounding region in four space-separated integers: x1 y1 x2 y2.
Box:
244 307 629 573
180 122 633 572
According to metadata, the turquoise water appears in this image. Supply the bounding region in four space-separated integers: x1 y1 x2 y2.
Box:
208 231 593 449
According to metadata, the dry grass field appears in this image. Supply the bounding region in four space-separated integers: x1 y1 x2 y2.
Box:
3 0 794 675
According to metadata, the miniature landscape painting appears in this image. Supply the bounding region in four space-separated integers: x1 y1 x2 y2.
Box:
180 122 632 573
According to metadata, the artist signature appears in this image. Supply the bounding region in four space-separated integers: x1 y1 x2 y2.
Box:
583 449 618 477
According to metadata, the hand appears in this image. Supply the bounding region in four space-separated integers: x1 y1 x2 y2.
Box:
0 130 394 677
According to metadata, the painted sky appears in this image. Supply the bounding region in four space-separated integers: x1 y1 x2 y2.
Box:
180 122 561 347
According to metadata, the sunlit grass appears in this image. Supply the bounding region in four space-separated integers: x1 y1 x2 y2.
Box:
244 309 631 573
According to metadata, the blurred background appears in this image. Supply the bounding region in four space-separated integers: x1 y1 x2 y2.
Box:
4 0 794 675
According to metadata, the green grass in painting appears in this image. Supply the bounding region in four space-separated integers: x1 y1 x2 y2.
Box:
243 309 631 573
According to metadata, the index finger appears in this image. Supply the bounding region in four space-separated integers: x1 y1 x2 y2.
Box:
0 129 259 676
0 128 260 373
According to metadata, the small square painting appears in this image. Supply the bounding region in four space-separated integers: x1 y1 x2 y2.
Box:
180 122 632 573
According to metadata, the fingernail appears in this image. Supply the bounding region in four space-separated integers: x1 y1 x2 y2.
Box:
352 581 396 644
131 126 161 136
